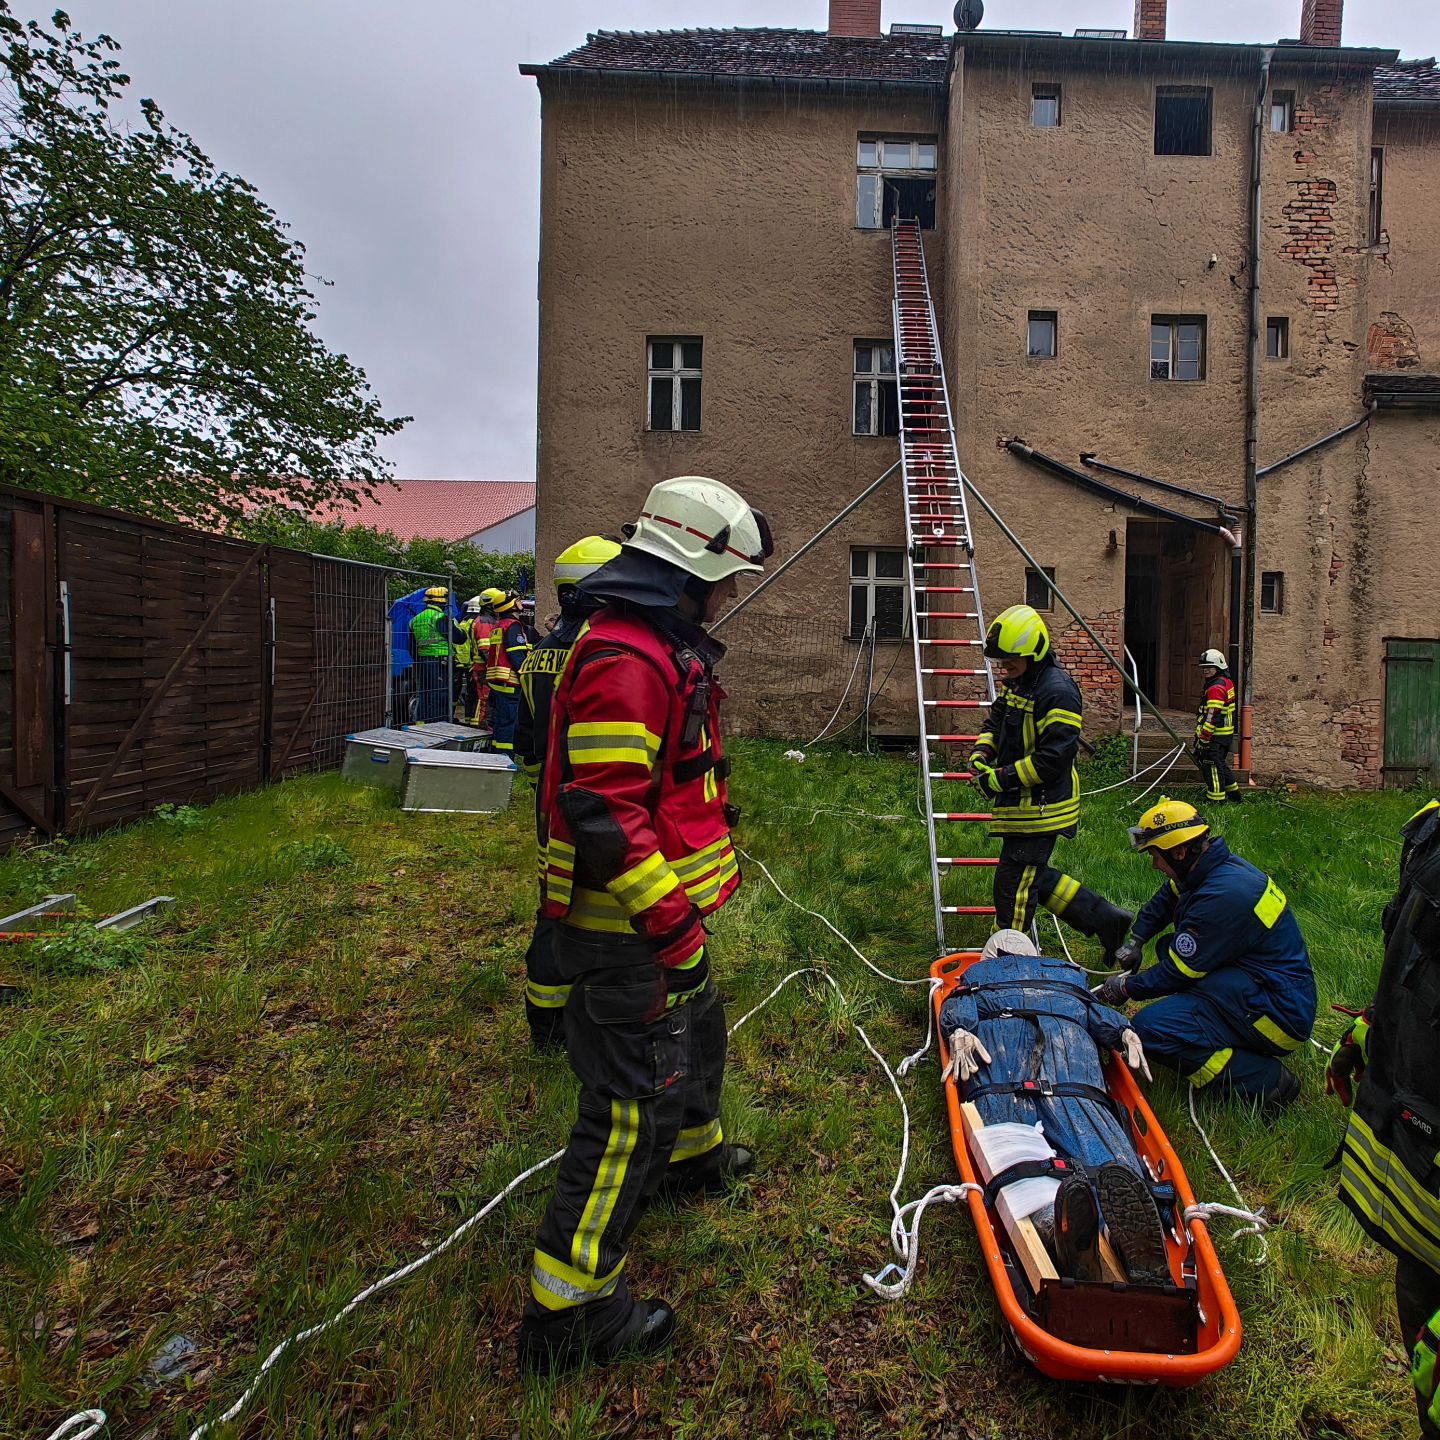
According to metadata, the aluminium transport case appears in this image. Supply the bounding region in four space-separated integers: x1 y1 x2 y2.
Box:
401 722 490 751
342 727 449 791
400 749 517 814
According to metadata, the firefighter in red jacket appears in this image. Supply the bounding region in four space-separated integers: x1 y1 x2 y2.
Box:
1192 648 1239 803
517 476 772 1374
479 588 533 756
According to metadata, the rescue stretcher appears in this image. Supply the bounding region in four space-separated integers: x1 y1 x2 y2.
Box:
932 950 1242 1386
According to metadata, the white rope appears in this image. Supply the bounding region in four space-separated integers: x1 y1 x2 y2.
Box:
804 625 870 747
1083 743 1187 798
1130 744 1187 807
1186 1084 1271 1264
774 803 911 825
41 1412 107 1440
862 1182 981 1300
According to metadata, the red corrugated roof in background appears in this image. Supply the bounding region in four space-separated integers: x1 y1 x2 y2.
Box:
317 480 535 544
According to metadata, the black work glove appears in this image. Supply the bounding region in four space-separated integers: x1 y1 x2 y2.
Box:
1095 972 1130 1007
1115 939 1145 975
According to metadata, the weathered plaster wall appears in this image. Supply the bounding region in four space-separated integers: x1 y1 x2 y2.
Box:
534 75 946 736
1369 110 1440 366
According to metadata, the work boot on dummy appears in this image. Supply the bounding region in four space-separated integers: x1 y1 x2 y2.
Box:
517 1296 677 1375
1053 1174 1104 1282
1095 1163 1170 1286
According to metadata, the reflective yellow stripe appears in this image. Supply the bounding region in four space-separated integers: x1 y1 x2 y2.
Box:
1415 1323 1438 1424
1013 756 1041 788
1253 1014 1303 1051
1168 946 1205 980
989 798 1080 835
1253 878 1287 928
1046 874 1080 913
530 1249 625 1311
1188 1048 1233 1087
1341 1149 1440 1272
670 1117 723 1164
975 731 995 749
672 835 734 880
1011 864 1037 930
567 888 635 933
609 851 681 915
684 853 739 909
1037 708 1083 733
566 721 662 769
573 1098 640 1275
526 980 571 1009
1347 1114 1440 1248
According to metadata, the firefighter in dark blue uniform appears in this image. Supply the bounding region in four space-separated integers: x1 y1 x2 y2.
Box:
1328 798 1440 1439
514 535 621 1049
1097 798 1315 1111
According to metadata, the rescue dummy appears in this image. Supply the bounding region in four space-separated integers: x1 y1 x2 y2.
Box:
940 930 1169 1284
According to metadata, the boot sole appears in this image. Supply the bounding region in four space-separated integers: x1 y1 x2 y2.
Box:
1054 1176 1104 1283
1096 1165 1171 1287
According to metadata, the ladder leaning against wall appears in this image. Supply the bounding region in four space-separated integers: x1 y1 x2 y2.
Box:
890 218 999 954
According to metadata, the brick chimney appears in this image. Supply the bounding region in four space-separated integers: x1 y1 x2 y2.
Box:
829 0 882 38
1133 0 1167 41
1299 0 1343 46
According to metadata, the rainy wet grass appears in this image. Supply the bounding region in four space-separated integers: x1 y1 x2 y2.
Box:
0 744 1424 1439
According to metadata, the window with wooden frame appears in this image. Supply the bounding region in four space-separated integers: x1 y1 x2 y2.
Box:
849 548 907 640
1369 147 1385 245
856 135 938 230
853 341 899 436
1269 90 1295 133
646 337 702 432
1150 315 1206 381
1260 571 1285 614
1265 317 1290 360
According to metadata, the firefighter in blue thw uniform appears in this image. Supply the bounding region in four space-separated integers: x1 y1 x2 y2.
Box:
971 604 1132 959
1097 798 1315 1111
514 534 623 1049
1193 648 1240 803
1328 798 1440 1440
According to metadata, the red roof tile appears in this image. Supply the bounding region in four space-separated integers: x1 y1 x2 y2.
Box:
535 27 950 85
317 480 535 544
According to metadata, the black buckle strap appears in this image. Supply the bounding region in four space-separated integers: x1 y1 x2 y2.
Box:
956 977 1091 1002
983 1155 1081 1207
966 1077 1124 1122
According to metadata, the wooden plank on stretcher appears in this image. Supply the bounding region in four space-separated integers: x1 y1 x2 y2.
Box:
959 1102 1125 1287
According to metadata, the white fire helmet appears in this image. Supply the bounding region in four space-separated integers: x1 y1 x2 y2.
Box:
623 475 773 584
1199 648 1228 669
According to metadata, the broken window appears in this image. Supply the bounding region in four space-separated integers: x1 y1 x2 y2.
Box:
853 341 899 436
850 548 907 640
1369 147 1384 245
1265 316 1289 359
1155 87 1212 156
1025 565 1056 612
856 135 938 229
1260 571 1285 614
1027 310 1058 359
1270 90 1295 133
647 337 702 432
1151 315 1206 381
1032 84 1062 127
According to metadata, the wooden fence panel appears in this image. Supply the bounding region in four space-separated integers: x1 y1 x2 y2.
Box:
0 495 54 842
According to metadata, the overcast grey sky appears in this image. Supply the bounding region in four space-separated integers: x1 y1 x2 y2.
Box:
53 0 1440 481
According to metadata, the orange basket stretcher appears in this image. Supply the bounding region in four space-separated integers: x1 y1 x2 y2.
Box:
931 950 1242 1386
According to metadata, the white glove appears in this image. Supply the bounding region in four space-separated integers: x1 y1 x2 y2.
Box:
1120 1029 1153 1082
942 1028 992 1084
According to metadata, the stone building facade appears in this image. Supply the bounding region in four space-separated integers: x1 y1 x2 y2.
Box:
523 0 1439 786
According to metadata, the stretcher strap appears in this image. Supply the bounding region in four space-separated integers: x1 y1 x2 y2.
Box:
956 977 1093 1002
965 1077 1118 1110
982 1155 1081 1206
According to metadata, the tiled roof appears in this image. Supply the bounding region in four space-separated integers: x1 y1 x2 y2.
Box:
1374 58 1440 104
537 28 949 85
1364 373 1440 405
317 480 535 544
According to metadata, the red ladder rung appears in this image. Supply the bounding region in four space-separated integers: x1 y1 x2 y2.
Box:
938 857 1000 866
942 906 998 916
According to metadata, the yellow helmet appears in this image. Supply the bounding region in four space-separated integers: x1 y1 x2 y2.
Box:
479 586 519 615
984 604 1051 662
1128 797 1210 852
424 585 448 604
555 535 622 595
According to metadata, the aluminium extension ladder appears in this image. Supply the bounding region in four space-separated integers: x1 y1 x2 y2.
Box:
891 218 999 953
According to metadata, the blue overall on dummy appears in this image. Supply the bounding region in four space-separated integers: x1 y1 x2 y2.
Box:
939 952 1143 1176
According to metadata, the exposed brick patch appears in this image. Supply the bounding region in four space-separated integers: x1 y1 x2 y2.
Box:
1055 610 1124 725
1367 311 1421 369
1335 699 1381 786
828 0 882 38
1300 0 1343 47
1133 0 1167 42
1282 176 1340 312
1328 552 1344 585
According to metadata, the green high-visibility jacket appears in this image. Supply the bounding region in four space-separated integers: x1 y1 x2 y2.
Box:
410 605 451 659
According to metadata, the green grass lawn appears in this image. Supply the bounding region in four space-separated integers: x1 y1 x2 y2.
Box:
0 741 1426 1439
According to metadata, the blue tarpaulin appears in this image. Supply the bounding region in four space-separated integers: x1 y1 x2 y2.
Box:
388 588 461 679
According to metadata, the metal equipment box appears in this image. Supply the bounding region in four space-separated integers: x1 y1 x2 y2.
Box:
341 727 448 791
399 749 517 814
401 722 490 752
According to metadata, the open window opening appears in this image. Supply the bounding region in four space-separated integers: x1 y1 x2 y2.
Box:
857 135 938 229
1155 87 1212 156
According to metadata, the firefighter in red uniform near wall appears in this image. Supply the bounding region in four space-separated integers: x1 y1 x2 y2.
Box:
480 588 534 755
516 476 772 1374
1192 648 1239 803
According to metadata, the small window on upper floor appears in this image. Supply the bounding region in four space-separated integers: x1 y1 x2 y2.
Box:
1025 566 1056 612
1265 317 1290 360
853 341 899 436
1369 147 1385 246
1260 571 1285 614
1151 315 1206 381
1031 84 1062 127
647 337 702 432
1270 90 1295 133
857 134 938 230
1027 310 1058 359
1155 86 1212 156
